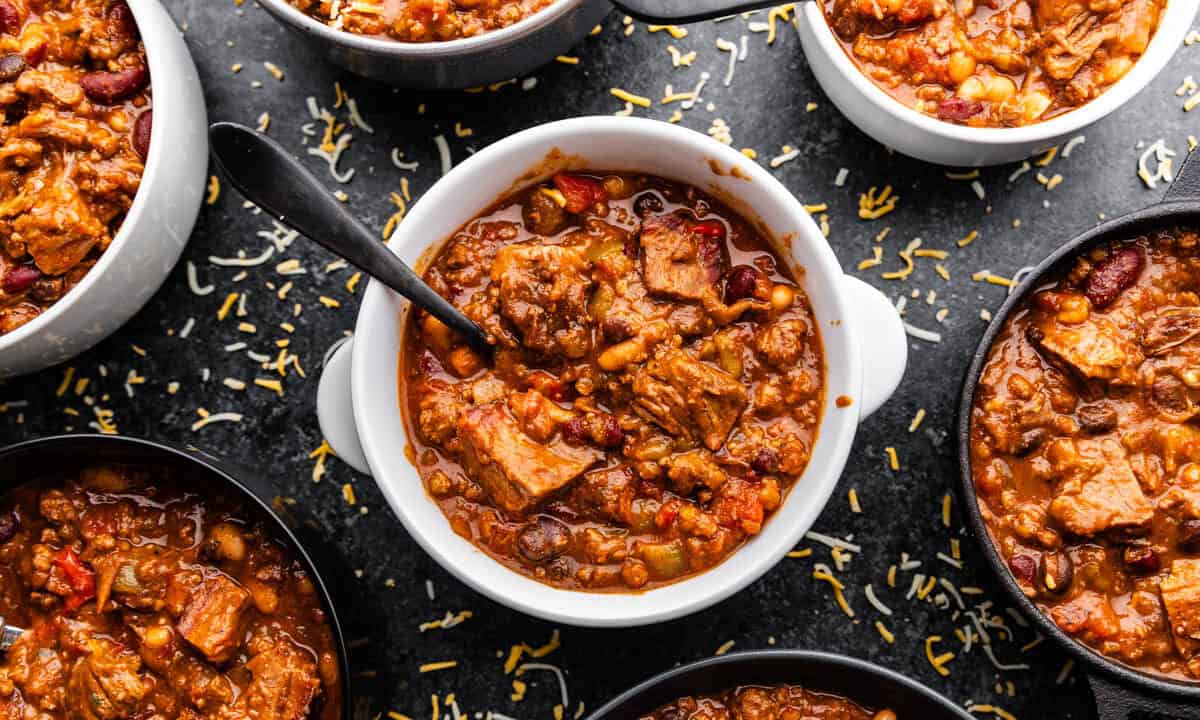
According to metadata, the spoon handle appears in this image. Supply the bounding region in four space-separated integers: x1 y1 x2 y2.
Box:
208 122 491 353
609 0 783 22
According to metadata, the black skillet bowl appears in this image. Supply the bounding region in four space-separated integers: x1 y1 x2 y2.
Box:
956 151 1200 720
0 434 372 720
589 650 972 719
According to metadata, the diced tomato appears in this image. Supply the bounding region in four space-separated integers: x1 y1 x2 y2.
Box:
936 97 984 122
691 219 726 240
52 547 96 612
552 173 606 214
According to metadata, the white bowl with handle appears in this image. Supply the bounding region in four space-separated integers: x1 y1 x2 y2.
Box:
0 0 207 377
316 116 907 626
614 0 1199 167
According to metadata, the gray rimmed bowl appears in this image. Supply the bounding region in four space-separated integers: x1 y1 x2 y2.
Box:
257 0 611 88
590 650 972 719
957 151 1200 719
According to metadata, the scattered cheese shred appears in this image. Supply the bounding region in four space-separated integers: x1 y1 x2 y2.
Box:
610 88 651 107
848 488 861 513
206 175 221 205
942 493 952 527
858 185 898 219
714 640 735 655
419 661 458 673
925 636 955 676
884 446 899 470
875 621 895 644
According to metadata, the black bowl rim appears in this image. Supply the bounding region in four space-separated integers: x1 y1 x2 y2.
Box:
956 200 1200 699
0 433 355 717
588 649 973 719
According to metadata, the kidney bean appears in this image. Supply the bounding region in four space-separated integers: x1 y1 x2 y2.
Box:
132 109 152 160
0 510 16 544
599 415 624 449
724 265 762 303
0 53 24 82
1008 553 1037 583
1013 428 1049 457
562 416 586 445
80 63 148 105
750 447 779 474
107 1 139 42
1123 545 1161 574
1180 519 1200 552
936 97 983 122
1084 246 1142 309
0 0 19 35
633 192 664 217
1040 550 1074 594
2 264 40 293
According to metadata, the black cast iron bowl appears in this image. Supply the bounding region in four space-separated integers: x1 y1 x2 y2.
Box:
589 650 972 719
257 0 610 89
956 150 1200 720
0 434 362 720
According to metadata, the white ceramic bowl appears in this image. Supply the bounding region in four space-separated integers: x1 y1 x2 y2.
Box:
796 0 1200 166
316 117 908 627
0 0 208 378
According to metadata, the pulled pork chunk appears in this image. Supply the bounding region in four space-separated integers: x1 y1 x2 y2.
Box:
639 213 722 302
457 402 603 515
1034 312 1144 385
219 646 320 720
176 575 252 663
491 243 593 358
1047 438 1154 536
632 348 747 452
65 639 146 720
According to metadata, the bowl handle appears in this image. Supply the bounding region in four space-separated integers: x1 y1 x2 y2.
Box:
1164 148 1200 204
1088 673 1200 720
839 275 908 420
316 338 372 476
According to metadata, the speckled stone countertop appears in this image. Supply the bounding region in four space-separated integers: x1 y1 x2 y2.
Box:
4 2 1200 718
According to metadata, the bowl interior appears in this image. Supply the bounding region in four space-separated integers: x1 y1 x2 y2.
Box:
802 0 1200 146
351 116 865 626
0 434 356 717
957 204 1200 697
589 651 972 720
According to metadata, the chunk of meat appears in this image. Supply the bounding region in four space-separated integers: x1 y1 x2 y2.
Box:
1160 559 1200 677
457 403 603 515
632 348 748 452
1161 465 1200 520
1142 307 1200 357
490 243 593 358
569 468 635 523
754 318 810 368
417 380 465 445
1050 590 1122 638
639 213 721 302
232 646 321 720
1035 314 1143 385
1047 438 1154 536
665 450 727 496
65 639 147 720
176 574 251 663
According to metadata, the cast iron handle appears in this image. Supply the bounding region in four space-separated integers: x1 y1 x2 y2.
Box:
610 0 783 22
207 122 492 354
0 615 23 652
1089 673 1200 720
1164 147 1200 204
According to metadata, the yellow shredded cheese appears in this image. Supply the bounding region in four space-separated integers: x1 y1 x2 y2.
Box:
610 88 652 107
884 446 899 471
925 636 955 677
206 175 221 205
875 621 895 644
419 661 457 673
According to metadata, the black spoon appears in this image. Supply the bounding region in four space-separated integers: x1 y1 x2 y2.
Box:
0 615 22 652
609 0 783 23
208 122 491 354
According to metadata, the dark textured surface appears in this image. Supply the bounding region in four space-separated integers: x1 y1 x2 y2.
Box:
4 2 1200 718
